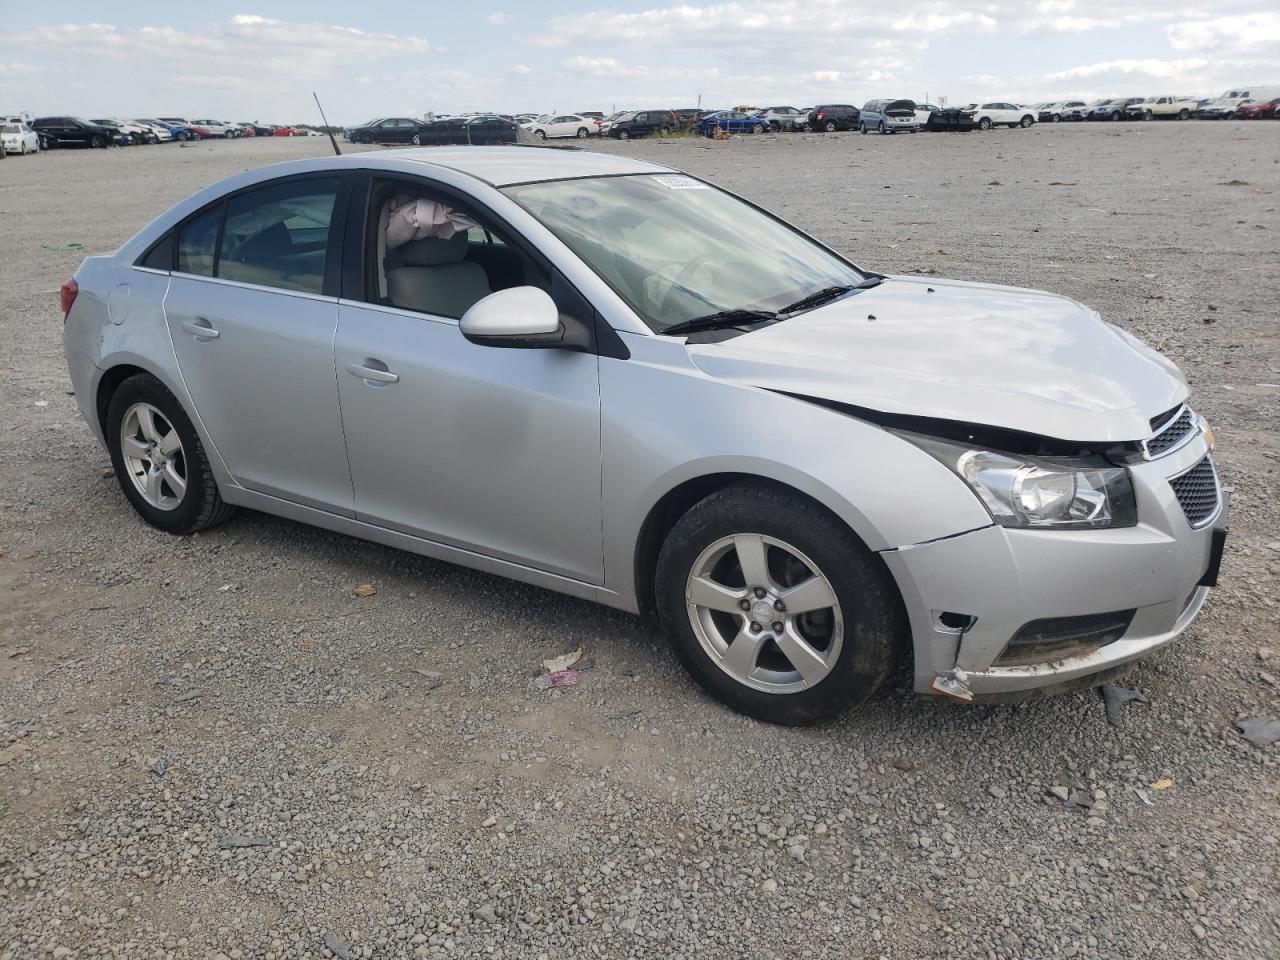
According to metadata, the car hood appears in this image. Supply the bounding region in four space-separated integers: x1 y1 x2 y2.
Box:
685 276 1187 443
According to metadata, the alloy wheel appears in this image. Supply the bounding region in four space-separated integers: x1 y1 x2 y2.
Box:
119 402 187 511
685 534 843 694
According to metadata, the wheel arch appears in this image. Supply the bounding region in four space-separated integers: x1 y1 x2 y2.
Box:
631 471 905 621
93 354 236 490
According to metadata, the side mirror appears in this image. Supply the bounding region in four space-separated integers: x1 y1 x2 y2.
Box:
459 286 564 348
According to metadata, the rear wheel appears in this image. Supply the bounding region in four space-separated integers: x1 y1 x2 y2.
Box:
1178 109 1189 120
1143 110 1153 121
577 127 588 138
411 133 421 145
1020 115 1033 127
175 131 188 141
656 482 901 725
751 123 765 134
878 120 887 134
105 374 236 535
859 122 867 134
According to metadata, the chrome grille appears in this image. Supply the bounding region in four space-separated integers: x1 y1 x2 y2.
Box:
1169 456 1220 527
1144 405 1196 459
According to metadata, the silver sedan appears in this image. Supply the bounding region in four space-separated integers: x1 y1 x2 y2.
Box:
61 147 1226 724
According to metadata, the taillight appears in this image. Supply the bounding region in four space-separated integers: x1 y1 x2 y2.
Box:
817 111 825 119
60 278 78 318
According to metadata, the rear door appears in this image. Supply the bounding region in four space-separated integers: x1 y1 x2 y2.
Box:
163 173 356 513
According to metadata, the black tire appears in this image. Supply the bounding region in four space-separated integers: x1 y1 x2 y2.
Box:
1020 115 1033 127
823 120 836 132
175 131 188 142
878 120 887 134
105 373 236 535
1178 109 1189 120
577 127 588 138
859 122 867 134
1143 110 1153 121
534 129 546 140
411 133 421 145
977 117 992 130
90 134 106 148
618 130 629 140
655 481 902 725
751 123 765 134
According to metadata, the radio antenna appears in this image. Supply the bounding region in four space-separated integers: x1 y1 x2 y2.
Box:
313 92 341 156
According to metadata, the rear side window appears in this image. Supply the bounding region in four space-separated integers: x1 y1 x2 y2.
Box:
217 178 340 294
177 204 223 277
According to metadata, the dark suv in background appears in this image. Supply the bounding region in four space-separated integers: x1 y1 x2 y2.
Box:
606 110 677 139
806 104 859 131
31 117 125 148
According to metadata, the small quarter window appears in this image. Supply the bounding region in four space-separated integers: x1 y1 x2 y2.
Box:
177 204 223 277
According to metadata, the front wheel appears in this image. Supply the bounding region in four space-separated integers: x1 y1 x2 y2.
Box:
175 131 188 141
859 122 867 134
823 120 836 132
90 134 106 148
105 374 236 535
534 129 546 140
411 133 421 145
655 482 901 725
618 130 629 140
977 117 992 130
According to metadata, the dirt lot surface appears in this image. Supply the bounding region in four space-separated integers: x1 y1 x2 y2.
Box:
1 125 1277 959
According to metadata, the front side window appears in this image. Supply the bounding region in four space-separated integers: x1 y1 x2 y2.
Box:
504 174 864 332
370 182 549 319
217 178 340 294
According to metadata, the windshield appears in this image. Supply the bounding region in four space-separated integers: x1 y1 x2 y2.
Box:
504 174 864 332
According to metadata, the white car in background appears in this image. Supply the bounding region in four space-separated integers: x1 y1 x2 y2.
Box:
969 102 1036 129
912 103 941 124
134 120 175 142
523 114 597 139
191 119 235 138
1124 96 1198 121
1 120 40 154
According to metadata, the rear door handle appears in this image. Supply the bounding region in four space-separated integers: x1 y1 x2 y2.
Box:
345 360 399 384
180 318 220 340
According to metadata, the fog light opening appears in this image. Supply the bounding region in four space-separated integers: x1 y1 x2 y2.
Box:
935 611 977 634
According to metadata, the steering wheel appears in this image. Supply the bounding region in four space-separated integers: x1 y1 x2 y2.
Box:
656 251 720 318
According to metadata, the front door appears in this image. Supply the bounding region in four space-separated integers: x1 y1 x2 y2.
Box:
333 178 604 583
163 174 355 513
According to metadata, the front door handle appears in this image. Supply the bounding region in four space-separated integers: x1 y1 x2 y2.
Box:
345 360 399 384
180 318 220 340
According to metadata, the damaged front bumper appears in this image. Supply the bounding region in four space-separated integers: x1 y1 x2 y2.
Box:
880 434 1226 701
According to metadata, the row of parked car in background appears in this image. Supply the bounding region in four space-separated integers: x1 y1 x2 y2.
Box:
0 114 327 155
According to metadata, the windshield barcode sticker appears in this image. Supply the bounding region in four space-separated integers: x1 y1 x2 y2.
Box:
653 175 709 190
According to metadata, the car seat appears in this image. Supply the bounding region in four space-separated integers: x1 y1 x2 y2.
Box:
385 233 491 317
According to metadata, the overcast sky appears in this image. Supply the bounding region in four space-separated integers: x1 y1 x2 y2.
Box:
2 1 1278 121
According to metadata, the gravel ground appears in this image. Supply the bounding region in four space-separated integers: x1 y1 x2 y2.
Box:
1 125 1277 960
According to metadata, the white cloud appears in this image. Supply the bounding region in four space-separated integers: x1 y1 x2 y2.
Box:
1043 57 1210 81
513 64 533 76
486 12 514 25
1168 12 1280 51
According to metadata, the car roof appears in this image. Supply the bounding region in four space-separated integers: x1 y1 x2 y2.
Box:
353 146 673 186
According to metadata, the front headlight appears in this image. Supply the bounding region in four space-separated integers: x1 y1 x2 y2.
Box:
902 433 1137 529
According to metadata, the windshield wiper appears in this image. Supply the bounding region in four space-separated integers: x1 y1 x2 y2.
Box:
661 308 779 337
778 275 885 315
